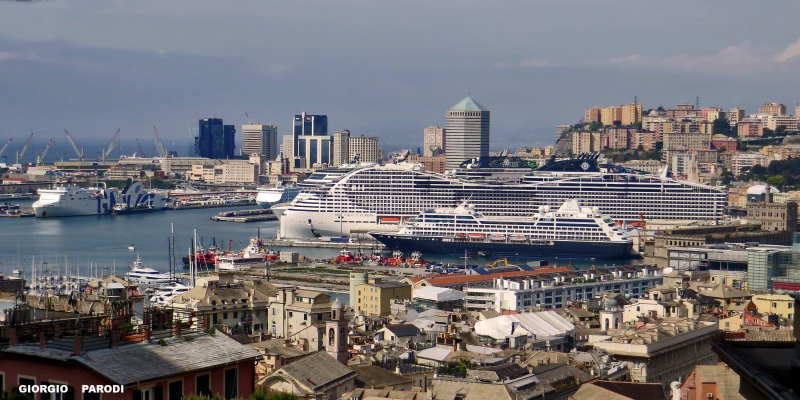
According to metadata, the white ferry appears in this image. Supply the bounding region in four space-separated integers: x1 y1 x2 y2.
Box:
33 181 168 218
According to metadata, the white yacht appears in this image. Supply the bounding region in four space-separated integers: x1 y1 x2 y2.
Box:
126 255 174 285
278 154 726 239
148 282 191 306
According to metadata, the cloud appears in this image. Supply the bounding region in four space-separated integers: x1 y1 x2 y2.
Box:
0 51 50 62
604 42 766 74
774 37 800 62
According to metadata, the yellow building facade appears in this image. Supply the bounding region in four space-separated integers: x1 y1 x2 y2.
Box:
354 278 412 316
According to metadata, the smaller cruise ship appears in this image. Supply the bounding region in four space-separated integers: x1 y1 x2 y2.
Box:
256 182 302 209
126 255 174 285
370 199 633 259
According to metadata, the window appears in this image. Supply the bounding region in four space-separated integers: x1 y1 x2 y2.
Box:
213 313 218 324
773 302 777 308
317 314 323 321
303 314 307 321
132 387 161 400
272 308 276 316
168 381 183 400
196 375 211 396
84 393 100 400
224 368 238 400
223 312 228 319
233 311 238 319
789 303 794 309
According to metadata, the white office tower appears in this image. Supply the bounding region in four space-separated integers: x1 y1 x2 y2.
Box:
349 135 379 164
241 124 278 159
445 97 490 170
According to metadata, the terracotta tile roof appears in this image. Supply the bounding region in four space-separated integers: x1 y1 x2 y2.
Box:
424 267 570 286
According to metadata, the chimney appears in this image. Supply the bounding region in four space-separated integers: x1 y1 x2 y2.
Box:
73 336 84 355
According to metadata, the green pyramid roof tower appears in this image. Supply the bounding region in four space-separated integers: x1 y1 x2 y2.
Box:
449 97 488 112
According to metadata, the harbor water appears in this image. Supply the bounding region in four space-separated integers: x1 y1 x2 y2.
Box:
0 200 643 278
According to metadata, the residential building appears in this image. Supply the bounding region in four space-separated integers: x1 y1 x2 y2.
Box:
676 364 745 400
704 108 726 122
666 103 701 119
241 124 278 159
621 103 642 126
737 119 764 138
406 154 447 173
555 124 571 142
197 118 236 159
464 267 662 312
258 351 357 400
710 134 737 151
0 331 261 400
349 365 414 391
629 130 656 150
601 106 622 126
584 106 602 123
758 102 786 116
268 288 334 347
373 324 423 346
731 152 768 175
588 319 719 395
349 135 379 164
602 127 630 149
767 114 799 131
187 159 258 184
331 130 351 167
445 97 490 170
412 267 572 291
622 160 664 174
572 131 601 154
423 125 446 157
729 108 745 126
747 199 797 233
751 293 795 320
354 278 412 315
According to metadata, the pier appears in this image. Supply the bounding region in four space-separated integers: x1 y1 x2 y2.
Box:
210 209 277 222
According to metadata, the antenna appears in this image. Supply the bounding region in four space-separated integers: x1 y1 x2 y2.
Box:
696 96 699 109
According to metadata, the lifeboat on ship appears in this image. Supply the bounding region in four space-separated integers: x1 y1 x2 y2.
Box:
509 234 527 241
379 216 401 224
489 234 506 241
468 233 485 239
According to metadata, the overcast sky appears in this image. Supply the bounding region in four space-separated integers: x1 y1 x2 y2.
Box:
1 0 800 161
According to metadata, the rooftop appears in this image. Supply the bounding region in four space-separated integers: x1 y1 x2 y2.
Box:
449 96 488 112
261 351 356 392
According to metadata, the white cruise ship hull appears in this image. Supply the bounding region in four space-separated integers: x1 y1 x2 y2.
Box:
33 181 168 218
257 187 301 209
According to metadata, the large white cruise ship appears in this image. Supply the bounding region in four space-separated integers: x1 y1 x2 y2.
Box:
277 154 727 239
256 182 302 209
33 181 168 218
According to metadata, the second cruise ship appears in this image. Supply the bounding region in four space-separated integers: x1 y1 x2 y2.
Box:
277 154 727 239
33 181 169 218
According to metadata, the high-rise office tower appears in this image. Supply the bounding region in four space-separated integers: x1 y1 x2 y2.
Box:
423 126 445 157
332 130 351 166
196 118 236 159
445 97 490 170
280 135 293 159
292 112 328 156
241 124 278 159
349 135 379 164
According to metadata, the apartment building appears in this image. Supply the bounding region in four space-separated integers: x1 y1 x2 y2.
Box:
729 108 746 125
602 127 630 149
572 131 602 154
737 119 764 138
621 103 642 126
759 102 786 116
601 106 622 126
767 114 799 131
463 267 662 312
731 152 768 174
584 107 602 123
354 278 412 315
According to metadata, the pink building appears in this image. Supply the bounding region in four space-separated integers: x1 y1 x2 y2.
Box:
710 134 737 152
630 131 656 150
737 120 764 138
602 127 630 149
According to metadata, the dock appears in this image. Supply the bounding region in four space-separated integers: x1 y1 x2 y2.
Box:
210 209 277 222
265 238 386 249
167 200 256 210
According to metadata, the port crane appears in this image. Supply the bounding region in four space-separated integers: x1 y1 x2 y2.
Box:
0 138 11 160
36 139 53 165
153 126 167 158
16 133 33 164
102 129 121 162
135 138 145 158
63 129 84 163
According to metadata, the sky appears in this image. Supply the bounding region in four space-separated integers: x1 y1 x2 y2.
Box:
1 0 800 162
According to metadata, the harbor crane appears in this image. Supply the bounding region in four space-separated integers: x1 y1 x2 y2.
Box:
63 129 84 163
36 139 53 165
16 133 33 164
153 126 167 158
102 129 121 162
0 138 11 159
135 138 145 158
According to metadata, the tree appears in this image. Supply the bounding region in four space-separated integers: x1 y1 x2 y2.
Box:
588 121 602 131
767 175 787 188
713 118 733 136
750 164 768 177
762 128 775 138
